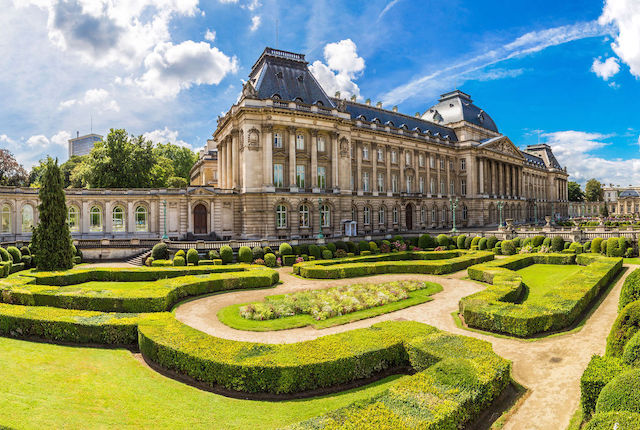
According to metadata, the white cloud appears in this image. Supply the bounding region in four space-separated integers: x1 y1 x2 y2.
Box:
378 0 401 21
143 127 190 148
468 68 526 81
51 130 71 147
250 15 261 32
600 0 640 77
244 0 261 11
137 40 238 99
591 57 620 80
60 88 120 112
309 39 365 99
205 29 216 42
26 134 51 149
381 21 609 105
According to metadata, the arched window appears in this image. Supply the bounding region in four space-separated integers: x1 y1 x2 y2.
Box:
21 204 34 233
1 204 11 234
299 204 310 228
135 206 148 232
89 206 103 232
320 204 330 227
68 206 80 232
276 205 287 228
112 206 125 233
363 206 371 225
378 206 386 225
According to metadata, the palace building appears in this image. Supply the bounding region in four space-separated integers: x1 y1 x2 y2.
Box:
0 47 568 243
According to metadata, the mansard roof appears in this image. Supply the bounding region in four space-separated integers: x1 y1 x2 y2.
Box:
523 144 563 170
249 47 335 107
423 90 499 133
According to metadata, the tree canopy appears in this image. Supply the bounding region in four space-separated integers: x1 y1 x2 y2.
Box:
585 179 604 202
0 149 28 186
568 181 585 202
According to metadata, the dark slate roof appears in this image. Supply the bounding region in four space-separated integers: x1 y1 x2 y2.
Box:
249 48 334 107
339 101 458 141
423 90 499 133
524 144 563 170
620 190 640 198
521 151 546 168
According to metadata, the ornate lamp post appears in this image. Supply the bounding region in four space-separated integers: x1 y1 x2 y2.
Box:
162 200 168 240
497 200 504 228
317 197 324 239
449 197 459 234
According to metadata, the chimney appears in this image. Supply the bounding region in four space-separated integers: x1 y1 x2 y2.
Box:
334 91 341 98
365 98 371 105
415 112 420 117
350 94 357 102
376 101 382 108
392 105 398 112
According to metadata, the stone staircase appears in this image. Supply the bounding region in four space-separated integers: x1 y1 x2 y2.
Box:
126 249 152 266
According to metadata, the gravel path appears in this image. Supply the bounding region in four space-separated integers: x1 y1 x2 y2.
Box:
174 264 636 430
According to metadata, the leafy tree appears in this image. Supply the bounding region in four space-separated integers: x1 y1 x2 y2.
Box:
601 204 609 217
0 149 28 186
568 181 584 202
167 176 188 188
153 143 198 181
30 158 74 270
585 179 604 202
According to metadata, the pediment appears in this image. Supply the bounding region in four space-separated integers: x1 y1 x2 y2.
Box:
479 136 524 160
187 186 217 196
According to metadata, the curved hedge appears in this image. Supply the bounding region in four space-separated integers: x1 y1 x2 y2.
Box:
585 411 640 430
619 268 640 311
595 369 640 414
293 250 494 279
460 253 622 337
606 300 640 357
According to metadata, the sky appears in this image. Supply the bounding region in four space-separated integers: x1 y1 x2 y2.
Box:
0 0 639 188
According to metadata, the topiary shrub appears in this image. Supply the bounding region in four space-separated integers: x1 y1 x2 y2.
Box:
564 241 571 250
542 237 551 248
436 234 449 247
620 268 640 311
487 236 498 249
607 301 640 357
601 239 608 254
283 255 296 266
220 245 233 264
358 241 370 252
606 238 620 257
175 249 185 258
456 235 467 250
623 332 640 366
501 240 516 255
7 246 21 263
585 241 592 251
208 249 220 260
551 236 564 252
186 248 199 265
20 246 30 256
369 242 378 253
569 242 584 254
346 241 357 254
0 247 9 262
263 246 273 255
464 236 473 250
279 243 293 256
478 238 488 250
585 411 640 430
471 237 481 248
173 256 186 266
308 244 321 259
335 241 347 251
326 243 337 253
264 253 276 267
512 237 521 248
532 235 545 247
238 246 252 264
418 234 435 249
322 250 333 260
619 237 629 255
252 246 264 261
522 238 531 247
595 369 640 415
145 257 153 267
335 249 347 258
152 242 169 260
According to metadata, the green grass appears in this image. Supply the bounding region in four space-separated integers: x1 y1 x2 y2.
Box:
516 264 583 300
217 282 443 331
624 258 640 265
0 335 405 429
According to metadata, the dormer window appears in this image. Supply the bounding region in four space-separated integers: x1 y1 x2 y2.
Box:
315 100 324 106
400 124 408 130
357 114 366 121
276 71 283 79
272 93 281 100
385 120 394 127
297 75 304 82
372 118 381 124
294 97 304 104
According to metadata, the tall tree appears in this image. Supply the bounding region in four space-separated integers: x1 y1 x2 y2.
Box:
585 179 604 202
31 158 74 270
153 143 198 181
0 149 28 186
568 181 585 202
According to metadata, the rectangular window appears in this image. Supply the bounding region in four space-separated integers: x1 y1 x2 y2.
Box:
449 160 454 170
296 134 305 150
362 171 369 192
429 156 435 168
405 152 411 166
364 207 370 225
377 148 384 162
393 207 398 224
317 136 325 152
377 173 384 192
392 175 398 193
460 158 466 170
273 132 282 148
350 173 354 190
406 176 412 193
419 154 424 167
430 178 435 194
461 179 467 196
273 164 284 187
362 145 369 160
440 159 445 169
440 180 445 195
317 166 326 188
296 165 305 188
419 177 424 194
391 151 397 164
450 181 455 195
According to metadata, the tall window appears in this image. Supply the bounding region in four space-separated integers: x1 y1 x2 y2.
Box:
378 206 385 224
419 154 424 167
391 151 397 164
317 136 326 152
363 206 371 225
68 206 80 232
440 180 445 195
296 165 305 188
460 158 466 170
299 204 310 228
392 207 398 224
431 207 437 223
21 204 34 233
362 171 369 192
450 181 455 195
1 204 11 233
296 134 305 150
391 175 398 193
461 179 467 196
351 207 357 222
273 164 284 187
276 205 287 228
442 207 447 223
421 206 426 223
362 145 369 160
439 159 445 169
406 176 413 193
377 173 384 192
429 156 435 168
112 206 125 233
462 205 468 220
320 204 330 227
430 178 435 194
405 152 411 166
135 206 148 232
449 160 454 170
377 148 384 162
273 132 282 148
317 166 326 188
419 177 425 194
89 206 103 232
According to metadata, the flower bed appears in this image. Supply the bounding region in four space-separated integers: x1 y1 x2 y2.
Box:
293 250 494 279
459 253 622 337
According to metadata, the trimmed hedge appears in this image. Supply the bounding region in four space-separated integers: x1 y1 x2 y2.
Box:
461 253 622 337
585 411 640 430
173 256 186 266
279 243 293 256
607 300 640 357
264 253 276 267
151 243 169 260
619 268 640 311
186 249 199 265
238 246 252 264
581 355 630 417
293 250 494 279
220 245 233 264
595 369 640 415
7 246 21 263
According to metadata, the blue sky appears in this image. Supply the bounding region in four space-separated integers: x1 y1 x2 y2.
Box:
0 0 639 187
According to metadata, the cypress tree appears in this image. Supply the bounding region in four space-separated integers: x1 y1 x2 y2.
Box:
31 157 74 271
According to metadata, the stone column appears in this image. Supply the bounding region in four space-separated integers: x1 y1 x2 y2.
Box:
426 152 431 197
231 131 239 189
226 138 232 190
105 201 112 233
289 127 296 190
311 130 318 191
436 155 442 197
479 158 484 195
399 149 405 193
372 143 378 195
81 201 89 233
386 146 391 194
491 160 496 196
218 141 225 188
414 150 420 193
331 132 339 189
263 126 273 187
446 155 451 196
187 201 193 234
127 201 134 233
356 141 363 193
498 162 503 197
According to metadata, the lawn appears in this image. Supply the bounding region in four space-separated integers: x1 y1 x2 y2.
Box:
0 335 404 429
516 264 583 300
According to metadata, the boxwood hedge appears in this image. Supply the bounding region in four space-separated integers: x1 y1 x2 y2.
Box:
293 250 494 279
584 411 640 430
460 253 622 337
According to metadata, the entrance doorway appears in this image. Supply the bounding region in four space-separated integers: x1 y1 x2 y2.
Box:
405 203 414 230
194 204 207 234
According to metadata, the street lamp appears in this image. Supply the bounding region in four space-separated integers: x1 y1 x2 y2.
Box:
449 197 459 234
162 200 168 240
497 200 505 228
317 197 324 239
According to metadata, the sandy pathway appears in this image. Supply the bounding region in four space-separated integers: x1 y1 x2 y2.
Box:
174 264 636 430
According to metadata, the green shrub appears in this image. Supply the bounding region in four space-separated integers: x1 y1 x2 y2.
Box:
151 243 169 260
186 249 199 265
619 237 629 255
279 243 293 256
471 237 481 248
608 300 640 357
335 241 347 251
501 240 516 255
487 236 498 249
595 369 640 415
522 238 531 247
145 257 153 267
237 246 252 264
358 241 370 252
532 235 545 247
21 256 32 268
208 250 220 260
369 242 378 253
418 234 435 249
220 245 233 264
585 411 640 430
581 355 629 416
0 248 9 262
550 236 564 252
72 256 81 265
173 256 186 266
7 246 21 263
20 246 30 256
620 268 640 311
213 259 222 265
264 253 276 267
478 238 488 250
464 236 473 249
456 235 467 249
569 242 583 254
326 243 337 253
542 237 551 248
623 332 640 366
585 241 592 251
151 259 173 267
252 246 264 261
360 250 371 256
346 241 357 253
283 255 296 266
308 245 321 259
263 246 273 255
607 238 620 257
601 239 608 254
436 234 449 247
175 250 185 258
321 250 333 260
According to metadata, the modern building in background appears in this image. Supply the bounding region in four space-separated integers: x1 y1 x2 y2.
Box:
68 132 102 157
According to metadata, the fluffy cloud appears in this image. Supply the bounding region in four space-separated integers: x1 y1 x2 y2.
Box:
250 15 261 32
143 127 190 148
591 57 620 80
600 0 640 77
137 41 238 99
309 39 365 99
205 29 216 42
60 88 119 112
